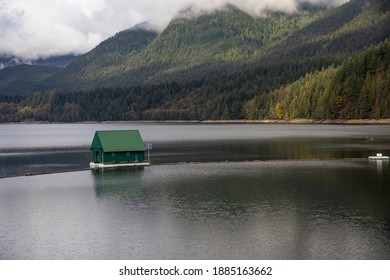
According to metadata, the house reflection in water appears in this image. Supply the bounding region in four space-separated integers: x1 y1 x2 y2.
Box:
92 168 145 201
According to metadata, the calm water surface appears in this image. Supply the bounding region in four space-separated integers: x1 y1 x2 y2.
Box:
1 123 390 177
0 123 390 259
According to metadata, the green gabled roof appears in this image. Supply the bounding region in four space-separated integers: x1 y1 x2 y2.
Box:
90 130 145 152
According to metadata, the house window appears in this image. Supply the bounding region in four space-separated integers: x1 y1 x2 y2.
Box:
112 152 116 156
126 152 131 156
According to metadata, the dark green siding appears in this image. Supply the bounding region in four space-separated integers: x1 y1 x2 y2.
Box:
101 151 145 163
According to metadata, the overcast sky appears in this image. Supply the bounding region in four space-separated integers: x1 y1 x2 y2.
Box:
0 0 347 60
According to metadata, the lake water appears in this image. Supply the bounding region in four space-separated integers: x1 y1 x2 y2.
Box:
0 123 390 259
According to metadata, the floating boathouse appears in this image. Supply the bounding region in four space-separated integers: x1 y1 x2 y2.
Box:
89 130 150 168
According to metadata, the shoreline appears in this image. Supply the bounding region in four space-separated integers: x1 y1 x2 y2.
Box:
199 119 390 124
3 118 390 125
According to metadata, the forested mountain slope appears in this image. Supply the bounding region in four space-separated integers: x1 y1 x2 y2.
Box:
0 65 60 95
259 0 390 63
250 39 390 120
43 23 159 89
1 0 390 122
42 5 325 89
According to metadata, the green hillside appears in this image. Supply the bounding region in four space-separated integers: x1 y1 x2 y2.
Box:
44 23 159 89
42 4 325 89
0 64 60 94
251 39 390 120
1 0 390 122
41 0 390 91
257 0 390 64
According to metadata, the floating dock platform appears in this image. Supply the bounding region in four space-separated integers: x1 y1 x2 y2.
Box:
368 153 389 160
90 161 151 169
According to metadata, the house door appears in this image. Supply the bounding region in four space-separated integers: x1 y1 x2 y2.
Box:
95 151 100 163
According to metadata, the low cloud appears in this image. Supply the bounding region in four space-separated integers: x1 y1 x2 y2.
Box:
0 0 347 61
